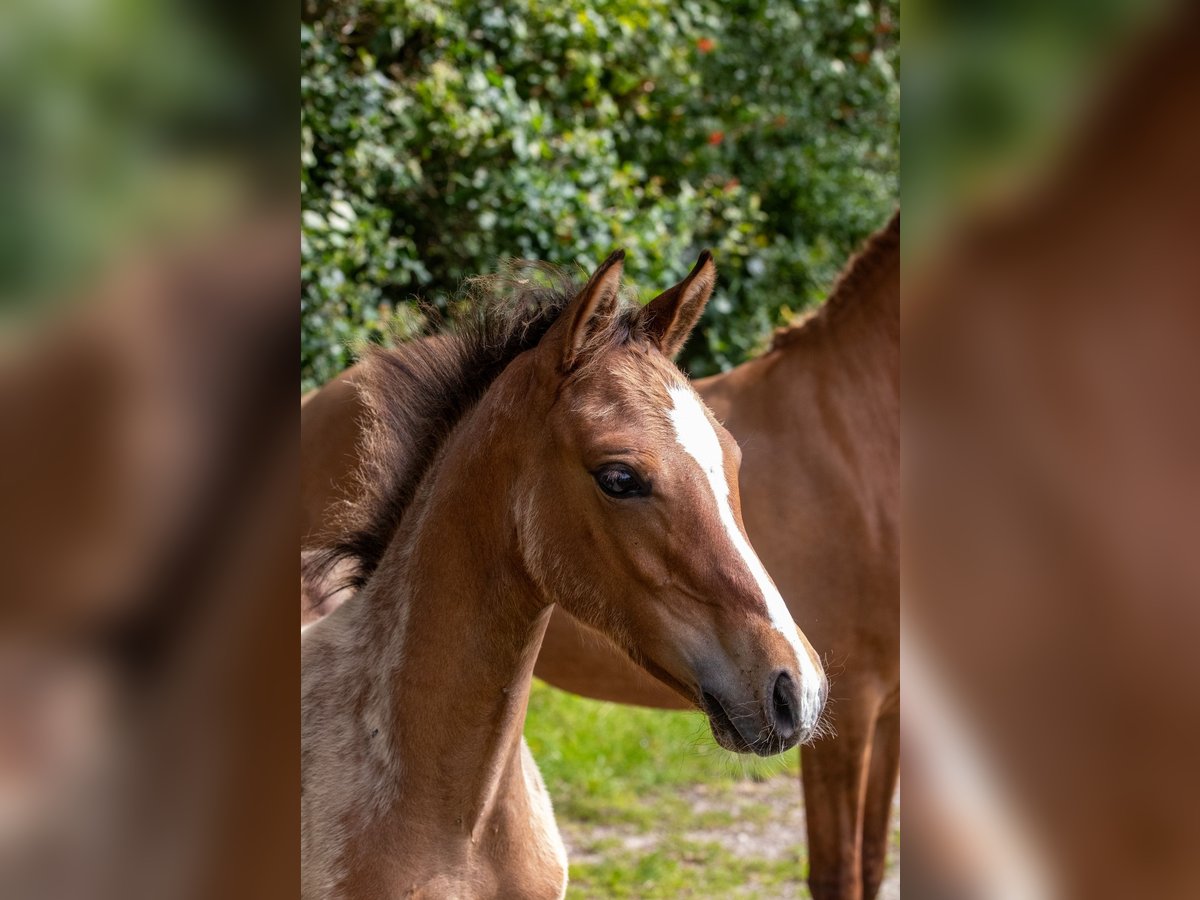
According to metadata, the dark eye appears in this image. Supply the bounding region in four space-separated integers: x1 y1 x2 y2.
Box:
592 464 649 499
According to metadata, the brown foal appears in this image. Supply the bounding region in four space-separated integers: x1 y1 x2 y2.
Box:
301 252 827 898
301 217 899 899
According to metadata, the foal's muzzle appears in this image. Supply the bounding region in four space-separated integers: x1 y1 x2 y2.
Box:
700 668 825 756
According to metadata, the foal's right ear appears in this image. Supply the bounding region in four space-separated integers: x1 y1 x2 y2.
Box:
547 250 625 371
640 250 717 359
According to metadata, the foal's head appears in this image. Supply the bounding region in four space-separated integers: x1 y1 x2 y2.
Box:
504 252 827 752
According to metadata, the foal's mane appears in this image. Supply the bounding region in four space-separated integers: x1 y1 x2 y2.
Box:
316 261 646 590
769 209 899 351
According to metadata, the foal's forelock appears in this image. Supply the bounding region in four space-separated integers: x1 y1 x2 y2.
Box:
567 350 680 429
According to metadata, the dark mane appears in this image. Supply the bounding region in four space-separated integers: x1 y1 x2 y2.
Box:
770 209 899 350
312 260 645 591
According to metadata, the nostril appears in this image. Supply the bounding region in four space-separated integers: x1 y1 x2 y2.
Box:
770 671 798 737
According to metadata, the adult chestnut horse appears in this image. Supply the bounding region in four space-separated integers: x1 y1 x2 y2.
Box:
302 217 899 899
301 252 828 898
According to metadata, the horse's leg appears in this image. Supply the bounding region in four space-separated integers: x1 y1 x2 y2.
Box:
802 696 877 900
860 698 900 900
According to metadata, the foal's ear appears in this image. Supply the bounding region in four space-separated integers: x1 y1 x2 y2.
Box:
551 250 625 371
640 251 717 358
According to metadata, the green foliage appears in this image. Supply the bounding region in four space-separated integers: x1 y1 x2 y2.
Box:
301 0 898 390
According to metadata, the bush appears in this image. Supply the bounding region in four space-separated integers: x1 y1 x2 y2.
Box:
301 0 898 390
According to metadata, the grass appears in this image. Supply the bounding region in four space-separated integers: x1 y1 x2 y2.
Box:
524 679 809 898
568 837 806 899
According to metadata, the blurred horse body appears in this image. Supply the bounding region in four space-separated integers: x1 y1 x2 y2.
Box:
904 6 1200 897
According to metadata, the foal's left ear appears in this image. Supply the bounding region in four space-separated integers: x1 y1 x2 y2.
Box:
640 251 717 358
550 249 626 371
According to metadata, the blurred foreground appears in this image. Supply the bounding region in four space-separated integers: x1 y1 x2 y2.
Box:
0 212 297 898
904 2 1200 898
0 0 297 897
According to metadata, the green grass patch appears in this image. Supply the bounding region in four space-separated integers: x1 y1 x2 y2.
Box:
525 679 799 806
524 681 897 898
525 680 809 897
568 837 806 899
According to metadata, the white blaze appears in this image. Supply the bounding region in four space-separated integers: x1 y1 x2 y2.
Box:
666 384 824 727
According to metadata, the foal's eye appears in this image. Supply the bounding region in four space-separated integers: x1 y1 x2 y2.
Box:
592 464 649 499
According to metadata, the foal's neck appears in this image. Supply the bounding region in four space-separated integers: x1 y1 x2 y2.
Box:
348 419 551 846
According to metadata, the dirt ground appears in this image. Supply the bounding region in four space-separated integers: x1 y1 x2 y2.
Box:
559 775 900 899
